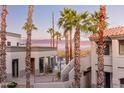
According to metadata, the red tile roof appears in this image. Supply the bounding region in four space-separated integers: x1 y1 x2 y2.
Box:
90 26 124 39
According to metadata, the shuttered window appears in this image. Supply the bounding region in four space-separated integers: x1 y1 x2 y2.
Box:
119 40 124 55
104 42 110 55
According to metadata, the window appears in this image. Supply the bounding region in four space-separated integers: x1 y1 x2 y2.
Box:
120 78 124 88
119 40 124 55
47 56 51 65
7 41 11 46
17 42 19 46
12 59 19 77
104 42 110 55
39 57 44 73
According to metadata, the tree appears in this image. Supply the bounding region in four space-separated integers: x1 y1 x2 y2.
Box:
0 5 8 88
46 28 54 47
54 31 61 50
88 11 108 34
23 5 37 88
52 12 55 47
97 5 106 88
58 8 71 65
72 10 90 88
64 9 76 60
88 6 107 88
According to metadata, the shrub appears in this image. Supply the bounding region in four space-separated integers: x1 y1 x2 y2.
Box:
7 82 17 88
45 65 53 74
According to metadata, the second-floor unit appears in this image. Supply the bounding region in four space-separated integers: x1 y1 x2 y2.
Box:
90 26 124 88
0 32 21 47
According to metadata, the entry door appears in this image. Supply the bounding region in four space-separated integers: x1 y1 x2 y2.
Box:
31 58 35 74
39 57 44 73
12 59 19 77
51 57 54 68
105 72 111 88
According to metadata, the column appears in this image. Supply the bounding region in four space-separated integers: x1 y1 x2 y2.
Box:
91 41 97 87
112 39 120 88
44 57 48 73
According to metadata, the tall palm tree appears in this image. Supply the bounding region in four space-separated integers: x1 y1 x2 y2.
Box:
23 22 37 88
23 5 37 88
47 28 54 47
64 9 75 60
0 5 8 88
52 12 55 47
97 5 106 88
69 29 73 60
88 7 107 88
54 31 61 50
0 33 2 84
58 8 71 65
73 10 90 88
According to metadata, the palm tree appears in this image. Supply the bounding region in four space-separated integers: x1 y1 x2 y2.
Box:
97 5 106 88
72 10 90 88
88 6 107 88
47 28 54 47
52 12 55 47
23 5 37 88
58 8 71 65
69 29 73 60
54 31 61 50
64 9 75 60
0 5 8 88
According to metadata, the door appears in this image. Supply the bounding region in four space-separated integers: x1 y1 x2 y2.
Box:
31 58 35 74
12 59 19 77
120 78 124 88
105 72 111 88
47 56 51 65
51 57 54 68
39 57 44 73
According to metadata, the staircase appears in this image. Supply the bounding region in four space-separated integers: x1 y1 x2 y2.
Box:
34 55 91 88
61 59 74 81
61 55 91 87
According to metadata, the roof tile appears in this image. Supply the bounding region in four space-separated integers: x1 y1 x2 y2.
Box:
90 26 124 39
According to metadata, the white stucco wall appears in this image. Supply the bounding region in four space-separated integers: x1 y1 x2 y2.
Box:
91 41 97 87
91 38 124 88
91 40 113 87
112 39 124 88
6 50 57 78
6 35 21 46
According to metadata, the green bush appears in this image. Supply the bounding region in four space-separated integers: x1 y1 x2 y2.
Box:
45 65 53 74
7 82 17 88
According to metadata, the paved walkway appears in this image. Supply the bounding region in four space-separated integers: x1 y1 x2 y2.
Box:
7 73 61 88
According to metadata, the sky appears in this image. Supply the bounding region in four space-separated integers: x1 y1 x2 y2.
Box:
0 5 124 40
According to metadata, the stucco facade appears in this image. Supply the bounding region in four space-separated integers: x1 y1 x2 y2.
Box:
91 32 124 88
0 32 57 81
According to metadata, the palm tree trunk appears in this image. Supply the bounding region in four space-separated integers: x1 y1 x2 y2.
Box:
97 5 106 88
50 37 53 47
0 5 7 88
0 39 2 83
74 25 80 88
70 30 73 60
25 5 33 88
53 33 55 47
65 31 69 64
52 12 55 47
56 37 59 50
